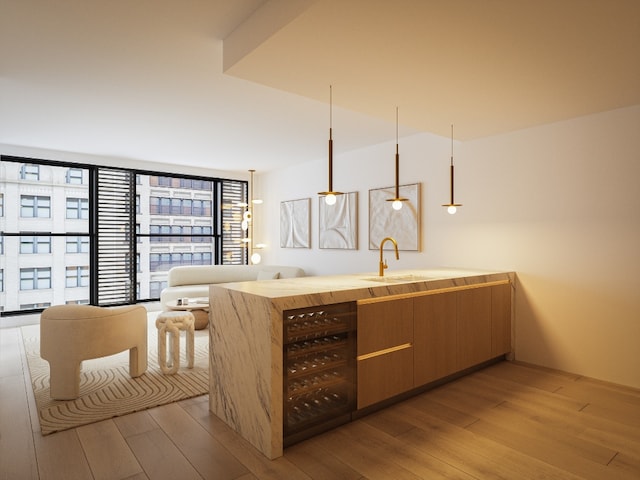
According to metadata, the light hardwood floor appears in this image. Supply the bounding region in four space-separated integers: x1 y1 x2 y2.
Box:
1 324 639 480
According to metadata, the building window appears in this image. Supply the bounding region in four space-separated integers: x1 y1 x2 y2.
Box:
0 193 3 216
66 299 89 305
20 236 52 254
0 269 3 292
66 236 89 253
149 252 212 272
66 197 89 219
192 199 211 216
20 267 52 290
149 197 212 216
149 280 167 298
66 168 84 184
66 266 89 287
20 195 51 218
150 175 173 187
20 302 51 309
149 225 212 243
20 164 40 180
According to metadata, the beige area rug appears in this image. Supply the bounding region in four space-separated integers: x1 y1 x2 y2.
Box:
21 313 209 435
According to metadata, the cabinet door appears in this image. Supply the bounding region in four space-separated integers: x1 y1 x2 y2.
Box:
357 298 413 355
357 298 413 409
357 347 413 409
456 287 491 370
413 292 457 387
491 283 511 356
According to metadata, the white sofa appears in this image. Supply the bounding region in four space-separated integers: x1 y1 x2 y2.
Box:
159 264 305 310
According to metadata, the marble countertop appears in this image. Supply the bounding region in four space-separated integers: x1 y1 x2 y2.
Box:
210 267 513 301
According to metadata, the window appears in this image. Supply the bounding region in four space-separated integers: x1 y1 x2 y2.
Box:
66 236 89 253
149 280 167 298
20 267 52 290
66 198 89 219
150 224 212 242
66 299 89 305
66 168 84 184
2 158 244 313
149 252 212 272
0 269 3 292
192 200 211 216
66 266 89 287
20 236 51 254
193 225 213 242
149 197 212 217
150 175 173 187
20 164 40 180
20 195 51 218
20 302 51 309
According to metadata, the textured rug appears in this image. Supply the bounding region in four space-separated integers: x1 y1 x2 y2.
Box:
21 314 209 435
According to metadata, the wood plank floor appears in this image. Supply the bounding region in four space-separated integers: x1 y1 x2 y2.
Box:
1 324 639 480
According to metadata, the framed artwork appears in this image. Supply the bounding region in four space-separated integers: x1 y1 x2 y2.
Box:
369 183 421 251
280 198 311 248
319 191 358 249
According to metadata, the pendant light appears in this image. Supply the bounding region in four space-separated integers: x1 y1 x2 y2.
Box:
318 85 343 205
241 169 263 264
442 124 462 214
386 107 408 210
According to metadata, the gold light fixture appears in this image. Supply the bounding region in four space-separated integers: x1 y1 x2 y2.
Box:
241 169 263 264
442 124 463 214
386 107 408 210
318 85 343 205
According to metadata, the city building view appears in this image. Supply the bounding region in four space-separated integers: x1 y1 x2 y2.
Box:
0 158 247 315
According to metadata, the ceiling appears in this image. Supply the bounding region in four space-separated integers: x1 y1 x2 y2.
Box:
1 0 638 174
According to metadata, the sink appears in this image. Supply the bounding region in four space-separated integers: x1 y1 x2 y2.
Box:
363 274 434 284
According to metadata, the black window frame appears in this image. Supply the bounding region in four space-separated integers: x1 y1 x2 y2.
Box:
1 155 248 317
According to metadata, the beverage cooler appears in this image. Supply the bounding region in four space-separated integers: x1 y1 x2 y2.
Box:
283 301 357 446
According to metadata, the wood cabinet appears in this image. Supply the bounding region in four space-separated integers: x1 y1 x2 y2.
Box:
413 291 457 386
456 286 492 370
356 298 413 409
359 281 512 409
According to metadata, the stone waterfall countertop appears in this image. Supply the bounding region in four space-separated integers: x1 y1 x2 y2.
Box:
210 267 514 310
208 267 514 459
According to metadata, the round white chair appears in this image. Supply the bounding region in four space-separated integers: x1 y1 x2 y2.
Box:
40 305 148 400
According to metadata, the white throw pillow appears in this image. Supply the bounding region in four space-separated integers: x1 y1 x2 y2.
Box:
257 270 280 280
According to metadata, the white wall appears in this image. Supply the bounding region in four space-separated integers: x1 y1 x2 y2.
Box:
257 105 640 389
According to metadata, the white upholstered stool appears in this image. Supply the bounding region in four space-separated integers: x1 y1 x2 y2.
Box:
155 311 195 375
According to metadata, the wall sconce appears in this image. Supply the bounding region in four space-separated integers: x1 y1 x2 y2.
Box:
241 169 263 264
318 85 343 205
386 107 408 210
442 124 463 214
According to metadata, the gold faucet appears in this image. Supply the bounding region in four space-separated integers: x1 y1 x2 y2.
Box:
379 237 399 276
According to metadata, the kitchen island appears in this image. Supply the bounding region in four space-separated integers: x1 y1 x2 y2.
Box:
209 268 514 459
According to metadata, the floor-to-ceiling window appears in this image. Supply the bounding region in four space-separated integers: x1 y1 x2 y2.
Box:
0 156 247 316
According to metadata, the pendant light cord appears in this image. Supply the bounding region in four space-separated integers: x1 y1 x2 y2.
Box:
450 124 454 167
